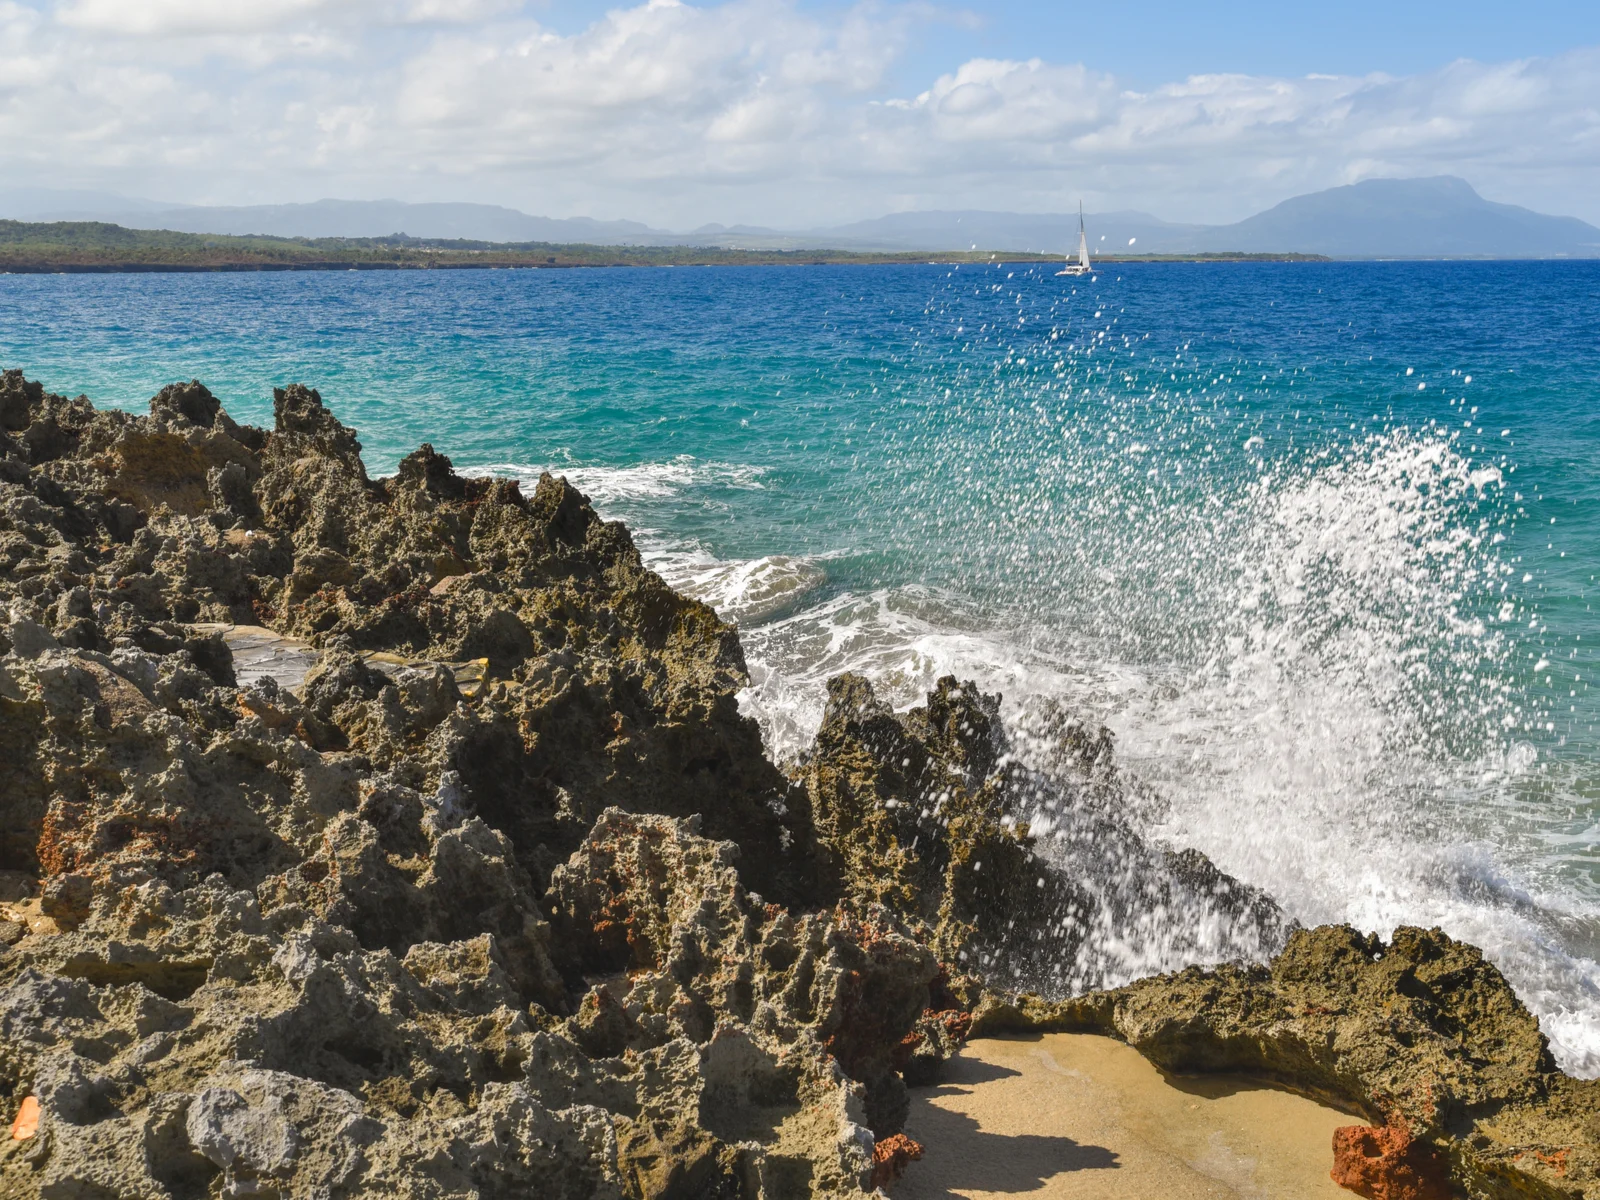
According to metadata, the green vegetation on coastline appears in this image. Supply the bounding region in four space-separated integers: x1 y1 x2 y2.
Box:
0 219 1327 271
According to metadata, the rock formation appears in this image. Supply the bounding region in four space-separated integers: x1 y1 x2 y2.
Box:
0 372 924 1198
973 922 1600 1196
1 367 1596 1199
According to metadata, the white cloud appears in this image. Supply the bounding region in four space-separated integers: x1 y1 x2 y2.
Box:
894 59 1115 139
56 0 514 35
2 0 1598 226
59 0 333 35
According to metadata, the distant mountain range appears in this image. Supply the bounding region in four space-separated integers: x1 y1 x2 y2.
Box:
4 177 1597 258
0 194 657 245
801 179 1600 257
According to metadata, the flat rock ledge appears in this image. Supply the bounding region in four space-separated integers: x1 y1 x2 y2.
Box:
0 366 1595 1199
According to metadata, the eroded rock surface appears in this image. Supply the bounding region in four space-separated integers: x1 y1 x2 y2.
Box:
974 923 1600 1196
0 374 916 1198
1 368 1595 1199
800 671 1295 994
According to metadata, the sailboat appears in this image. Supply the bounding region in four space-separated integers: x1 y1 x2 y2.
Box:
1056 203 1091 276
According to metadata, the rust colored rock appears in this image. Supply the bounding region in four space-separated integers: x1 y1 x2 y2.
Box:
899 1006 975 1085
869 1132 924 1188
1330 1122 1451 1200
10 1096 38 1140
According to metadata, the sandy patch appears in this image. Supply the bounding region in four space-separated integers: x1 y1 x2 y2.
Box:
190 623 489 697
892 1033 1363 1199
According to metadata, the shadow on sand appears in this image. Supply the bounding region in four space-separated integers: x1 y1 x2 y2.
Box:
893 1059 1119 1198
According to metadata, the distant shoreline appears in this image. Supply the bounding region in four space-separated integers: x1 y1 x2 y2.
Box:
0 256 1331 274
0 218 1328 272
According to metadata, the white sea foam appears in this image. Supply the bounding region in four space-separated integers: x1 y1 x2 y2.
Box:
741 432 1598 1075
645 547 829 625
1103 432 1600 1071
465 456 769 506
734 585 1121 762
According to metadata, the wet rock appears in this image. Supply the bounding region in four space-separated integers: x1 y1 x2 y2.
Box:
801 672 1293 992
801 673 1090 975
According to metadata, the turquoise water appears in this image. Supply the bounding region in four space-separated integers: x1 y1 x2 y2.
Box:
5 262 1600 1069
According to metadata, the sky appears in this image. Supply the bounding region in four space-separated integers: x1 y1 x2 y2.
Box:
2 0 1598 228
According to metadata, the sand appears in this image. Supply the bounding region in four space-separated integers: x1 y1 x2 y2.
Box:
891 1034 1363 1199
190 623 488 696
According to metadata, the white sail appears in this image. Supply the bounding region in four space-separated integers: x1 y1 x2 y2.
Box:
1056 202 1092 275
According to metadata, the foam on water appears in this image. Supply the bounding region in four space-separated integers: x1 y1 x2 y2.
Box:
648 549 829 625
443 321 1595 1071
735 585 1110 762
469 456 769 506
1104 429 1600 1073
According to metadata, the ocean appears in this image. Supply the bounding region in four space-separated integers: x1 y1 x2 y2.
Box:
4 260 1598 1073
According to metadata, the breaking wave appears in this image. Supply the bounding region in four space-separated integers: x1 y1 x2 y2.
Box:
523 427 1600 1076
471 456 770 506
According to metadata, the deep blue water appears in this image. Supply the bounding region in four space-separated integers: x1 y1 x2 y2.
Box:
4 261 1600 1069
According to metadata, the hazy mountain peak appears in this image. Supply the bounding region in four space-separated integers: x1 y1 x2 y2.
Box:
0 187 187 216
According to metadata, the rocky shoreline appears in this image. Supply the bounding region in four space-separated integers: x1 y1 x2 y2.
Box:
0 368 1595 1198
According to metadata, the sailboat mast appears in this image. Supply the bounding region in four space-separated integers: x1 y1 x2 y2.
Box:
1057 199 1092 275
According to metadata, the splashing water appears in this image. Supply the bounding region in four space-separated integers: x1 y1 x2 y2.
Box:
5 261 1598 1071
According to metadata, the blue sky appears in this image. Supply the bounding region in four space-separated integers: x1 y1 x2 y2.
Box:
530 0 1600 84
976 0 1598 79
2 0 1598 226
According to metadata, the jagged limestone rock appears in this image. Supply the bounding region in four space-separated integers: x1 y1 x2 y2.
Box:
800 672 1092 977
0 373 940 1198
799 671 1295 993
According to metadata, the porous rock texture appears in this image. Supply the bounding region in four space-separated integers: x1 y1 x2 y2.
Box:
0 368 1596 1199
974 923 1600 1197
0 373 929 1199
799 672 1295 994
